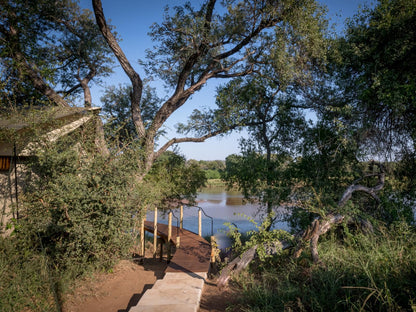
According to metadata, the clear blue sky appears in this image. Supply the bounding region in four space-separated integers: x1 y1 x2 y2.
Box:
79 0 370 160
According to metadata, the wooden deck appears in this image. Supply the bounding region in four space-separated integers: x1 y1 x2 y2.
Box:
143 221 211 274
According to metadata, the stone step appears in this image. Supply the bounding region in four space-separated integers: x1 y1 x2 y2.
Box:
129 303 197 312
129 273 206 312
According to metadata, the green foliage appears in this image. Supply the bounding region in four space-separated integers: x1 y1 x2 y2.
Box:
0 0 114 107
225 216 293 266
144 0 327 89
0 111 209 311
219 76 310 228
101 83 162 145
168 0 328 139
0 122 145 312
191 159 225 172
204 169 221 179
330 0 416 158
186 159 225 181
0 237 58 312
144 151 206 208
232 223 416 311
18 132 140 277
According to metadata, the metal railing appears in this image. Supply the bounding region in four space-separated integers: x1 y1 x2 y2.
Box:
194 205 214 237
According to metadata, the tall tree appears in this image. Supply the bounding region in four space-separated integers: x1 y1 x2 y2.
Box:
0 0 114 108
331 0 416 160
289 0 416 229
221 77 307 227
92 0 328 178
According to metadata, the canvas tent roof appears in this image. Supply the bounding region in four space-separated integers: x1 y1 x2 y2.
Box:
0 106 101 156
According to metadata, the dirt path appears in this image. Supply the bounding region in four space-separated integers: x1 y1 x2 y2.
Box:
64 257 235 312
64 258 166 312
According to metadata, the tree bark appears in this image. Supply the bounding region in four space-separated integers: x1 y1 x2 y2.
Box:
92 0 145 138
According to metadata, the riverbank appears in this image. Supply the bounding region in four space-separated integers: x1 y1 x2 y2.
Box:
204 178 227 187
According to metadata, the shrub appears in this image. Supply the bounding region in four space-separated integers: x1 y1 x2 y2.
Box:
231 223 416 311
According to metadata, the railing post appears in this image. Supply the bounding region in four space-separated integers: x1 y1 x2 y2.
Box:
176 236 181 248
139 215 145 257
153 206 158 258
167 211 172 260
198 208 202 237
180 205 183 229
158 238 164 261
210 235 218 274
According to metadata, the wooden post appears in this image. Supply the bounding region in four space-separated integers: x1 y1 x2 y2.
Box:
176 236 181 248
180 205 183 229
167 211 172 260
210 235 217 274
210 235 216 263
153 207 158 258
158 238 164 261
139 215 145 257
198 208 202 237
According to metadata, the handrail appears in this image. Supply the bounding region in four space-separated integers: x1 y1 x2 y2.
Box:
168 209 180 236
141 204 215 258
195 205 214 237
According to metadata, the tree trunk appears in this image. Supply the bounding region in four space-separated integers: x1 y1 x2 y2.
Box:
94 116 110 156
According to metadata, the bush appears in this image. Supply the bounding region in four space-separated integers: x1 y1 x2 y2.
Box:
19 140 140 276
232 223 416 311
205 169 221 179
0 129 143 311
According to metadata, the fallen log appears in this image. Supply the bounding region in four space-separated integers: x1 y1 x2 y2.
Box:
218 240 292 289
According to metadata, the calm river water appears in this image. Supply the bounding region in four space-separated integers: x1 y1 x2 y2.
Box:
146 186 288 249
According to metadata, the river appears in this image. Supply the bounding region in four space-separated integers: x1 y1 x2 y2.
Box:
146 186 289 249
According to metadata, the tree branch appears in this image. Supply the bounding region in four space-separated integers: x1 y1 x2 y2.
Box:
0 21 69 107
174 0 216 94
214 17 280 61
92 0 145 137
154 125 239 160
57 83 82 96
148 1 217 140
338 162 385 207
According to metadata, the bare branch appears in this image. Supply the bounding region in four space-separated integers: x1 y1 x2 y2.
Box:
214 17 280 61
154 125 238 160
338 162 385 207
57 83 82 96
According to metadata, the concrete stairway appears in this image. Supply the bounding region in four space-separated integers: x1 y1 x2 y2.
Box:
129 272 206 312
129 221 212 311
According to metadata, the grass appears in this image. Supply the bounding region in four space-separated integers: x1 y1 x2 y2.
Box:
229 222 416 312
0 237 59 312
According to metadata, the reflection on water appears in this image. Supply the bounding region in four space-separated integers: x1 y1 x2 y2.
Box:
146 186 288 249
